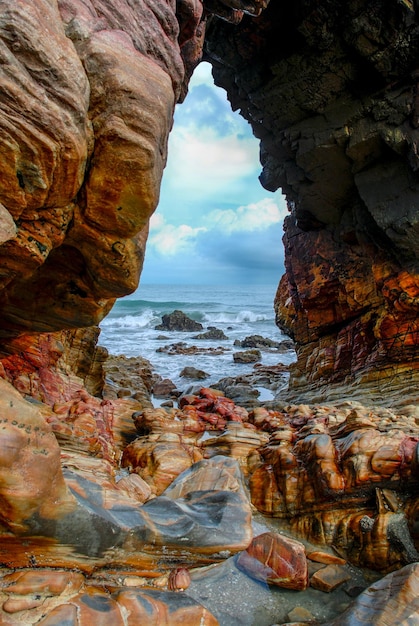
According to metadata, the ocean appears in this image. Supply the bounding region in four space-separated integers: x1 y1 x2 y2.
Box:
98 284 295 391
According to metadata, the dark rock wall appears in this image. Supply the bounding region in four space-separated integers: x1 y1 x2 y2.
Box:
204 0 419 402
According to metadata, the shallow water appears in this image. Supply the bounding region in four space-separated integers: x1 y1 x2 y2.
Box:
186 515 376 626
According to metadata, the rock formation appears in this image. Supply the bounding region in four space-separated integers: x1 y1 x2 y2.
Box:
1 2 416 397
155 310 204 332
1 0 419 624
204 0 419 405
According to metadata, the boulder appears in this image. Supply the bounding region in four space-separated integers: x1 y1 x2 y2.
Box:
233 350 261 364
193 327 229 340
236 531 309 590
180 366 209 379
310 564 351 593
155 310 203 332
152 378 178 398
234 335 281 349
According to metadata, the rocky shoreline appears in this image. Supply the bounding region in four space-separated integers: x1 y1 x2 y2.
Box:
0 0 418 623
91 353 419 624
0 312 419 626
0 326 417 625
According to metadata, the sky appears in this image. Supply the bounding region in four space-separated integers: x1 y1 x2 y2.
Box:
140 61 288 286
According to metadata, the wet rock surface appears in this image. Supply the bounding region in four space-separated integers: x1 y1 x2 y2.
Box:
0 0 419 623
156 342 228 357
212 363 290 407
0 569 219 625
234 335 293 352
233 349 262 364
180 366 209 380
0 346 419 624
236 531 309 590
193 327 229 341
155 310 204 332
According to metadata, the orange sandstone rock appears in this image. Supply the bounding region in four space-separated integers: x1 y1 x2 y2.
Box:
237 531 309 590
0 567 219 626
122 433 203 495
0 379 75 532
306 551 346 566
310 564 351 593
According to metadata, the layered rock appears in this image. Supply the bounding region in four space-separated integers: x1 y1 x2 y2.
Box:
247 402 419 571
204 0 419 404
0 0 199 337
0 0 261 339
236 531 309 590
0 378 253 573
0 357 419 622
326 562 419 626
0 569 219 625
1 0 419 623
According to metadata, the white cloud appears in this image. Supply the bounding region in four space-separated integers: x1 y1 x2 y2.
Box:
165 127 260 193
189 61 214 89
140 61 288 285
149 212 165 230
148 214 206 256
205 198 288 233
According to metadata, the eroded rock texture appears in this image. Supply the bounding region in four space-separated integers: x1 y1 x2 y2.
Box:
248 402 419 571
1 0 419 623
204 0 419 403
0 0 260 339
0 0 193 337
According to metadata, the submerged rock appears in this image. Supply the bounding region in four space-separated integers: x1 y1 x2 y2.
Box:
233 349 262 364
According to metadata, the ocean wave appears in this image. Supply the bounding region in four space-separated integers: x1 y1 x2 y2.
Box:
113 298 221 312
203 310 270 324
100 310 156 329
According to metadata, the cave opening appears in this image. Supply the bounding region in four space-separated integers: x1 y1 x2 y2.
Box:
98 61 296 392
140 60 287 288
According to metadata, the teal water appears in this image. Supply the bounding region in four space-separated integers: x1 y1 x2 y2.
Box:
99 284 294 387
